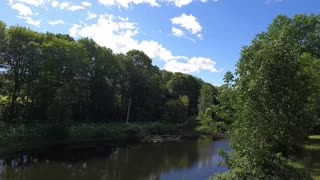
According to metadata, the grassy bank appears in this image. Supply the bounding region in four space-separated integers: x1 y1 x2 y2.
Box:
304 135 320 180
0 122 199 155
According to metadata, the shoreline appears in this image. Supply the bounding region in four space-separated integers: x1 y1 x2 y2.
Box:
0 122 228 157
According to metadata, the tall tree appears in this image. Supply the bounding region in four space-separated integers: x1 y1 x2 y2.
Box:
1 26 43 122
166 73 202 116
217 14 320 179
213 71 236 125
197 83 218 131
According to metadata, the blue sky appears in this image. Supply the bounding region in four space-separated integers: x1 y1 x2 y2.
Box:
1 0 319 85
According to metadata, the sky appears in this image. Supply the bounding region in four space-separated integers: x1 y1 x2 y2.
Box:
0 0 319 85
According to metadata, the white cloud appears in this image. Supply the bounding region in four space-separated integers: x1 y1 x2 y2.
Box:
51 0 58 7
163 0 208 7
96 0 210 8
164 57 219 73
69 14 219 75
60 2 70 9
69 5 85 11
197 33 203 40
11 3 34 16
69 14 184 61
17 0 45 6
48 19 64 25
98 0 160 8
172 27 184 37
138 40 187 61
18 16 41 27
59 2 85 11
81 1 91 7
69 24 81 37
86 11 97 20
10 2 40 27
164 0 192 7
171 13 202 34
72 15 138 52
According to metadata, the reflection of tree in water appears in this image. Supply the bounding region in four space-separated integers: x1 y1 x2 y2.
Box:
103 141 200 180
0 139 224 180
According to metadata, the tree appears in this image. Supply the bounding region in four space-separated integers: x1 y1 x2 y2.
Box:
166 73 202 116
1 26 43 122
217 14 320 179
213 71 236 125
78 38 117 122
197 83 219 132
163 95 189 123
124 50 162 122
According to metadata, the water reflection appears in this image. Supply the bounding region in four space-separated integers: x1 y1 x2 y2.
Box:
0 138 229 180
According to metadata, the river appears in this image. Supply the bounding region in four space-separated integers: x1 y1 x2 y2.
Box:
0 137 229 180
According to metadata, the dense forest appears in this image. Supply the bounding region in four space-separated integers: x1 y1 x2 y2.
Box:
0 21 211 124
1 13 320 179
0 19 233 138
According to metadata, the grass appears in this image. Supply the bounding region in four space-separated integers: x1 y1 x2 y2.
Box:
304 135 320 180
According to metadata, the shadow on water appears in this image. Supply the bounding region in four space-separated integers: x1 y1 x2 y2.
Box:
0 137 230 180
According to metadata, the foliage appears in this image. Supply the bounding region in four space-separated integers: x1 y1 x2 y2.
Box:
213 71 236 125
163 95 189 123
217 14 320 179
0 21 205 126
0 122 183 152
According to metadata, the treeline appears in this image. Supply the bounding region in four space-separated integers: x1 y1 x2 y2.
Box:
0 21 231 129
216 14 320 179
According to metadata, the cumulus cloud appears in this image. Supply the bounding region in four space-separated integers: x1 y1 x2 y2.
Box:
60 2 70 9
86 11 97 20
48 19 64 25
11 3 34 16
163 0 192 7
10 2 41 27
81 1 92 7
196 33 203 40
69 24 81 37
164 57 220 73
59 2 86 11
96 0 208 8
98 0 160 8
172 27 184 37
138 40 187 61
69 14 219 74
69 5 85 11
171 13 202 34
18 16 41 27
170 13 203 40
51 0 58 7
68 15 183 61
17 0 45 6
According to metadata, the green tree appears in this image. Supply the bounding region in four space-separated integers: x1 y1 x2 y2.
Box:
197 83 218 132
124 50 162 122
166 73 202 116
1 26 43 122
217 14 320 179
78 38 117 122
163 95 189 123
213 71 236 125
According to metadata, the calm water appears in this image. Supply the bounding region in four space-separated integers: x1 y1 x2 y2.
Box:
0 137 230 180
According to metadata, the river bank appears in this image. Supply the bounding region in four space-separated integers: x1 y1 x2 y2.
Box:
0 122 225 156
